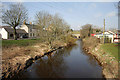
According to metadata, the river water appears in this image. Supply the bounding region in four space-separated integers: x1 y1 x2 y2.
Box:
14 40 104 79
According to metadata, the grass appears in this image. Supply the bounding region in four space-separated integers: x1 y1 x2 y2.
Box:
2 39 42 47
72 30 80 34
100 43 119 61
83 37 100 49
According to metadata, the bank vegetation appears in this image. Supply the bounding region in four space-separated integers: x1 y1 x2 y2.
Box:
80 24 119 79
2 4 77 79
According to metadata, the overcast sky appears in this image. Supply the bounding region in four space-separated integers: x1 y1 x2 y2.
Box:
1 0 119 30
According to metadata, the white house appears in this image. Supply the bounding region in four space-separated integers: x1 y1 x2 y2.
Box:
0 21 38 39
0 26 28 39
94 31 114 43
0 26 8 39
20 22 37 38
112 30 120 43
94 30 120 43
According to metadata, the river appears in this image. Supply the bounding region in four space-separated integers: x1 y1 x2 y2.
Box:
13 40 104 79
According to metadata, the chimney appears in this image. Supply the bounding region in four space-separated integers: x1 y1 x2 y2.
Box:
30 22 32 25
23 20 26 24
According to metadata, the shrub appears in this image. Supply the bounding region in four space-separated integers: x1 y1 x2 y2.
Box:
61 35 77 45
83 37 100 49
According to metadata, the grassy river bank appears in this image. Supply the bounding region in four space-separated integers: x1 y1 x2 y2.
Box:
2 36 119 79
82 37 119 80
2 36 76 79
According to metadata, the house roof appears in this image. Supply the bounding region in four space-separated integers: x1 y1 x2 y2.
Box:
108 30 120 34
25 24 37 29
107 31 116 35
116 30 120 34
3 27 27 33
16 29 27 33
0 26 12 28
95 33 114 36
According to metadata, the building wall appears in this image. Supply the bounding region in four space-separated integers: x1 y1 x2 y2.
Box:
28 28 37 38
107 35 114 43
32 29 37 37
95 34 114 43
20 24 37 38
0 28 8 39
8 33 14 39
20 24 29 33
72 34 80 38
104 32 110 34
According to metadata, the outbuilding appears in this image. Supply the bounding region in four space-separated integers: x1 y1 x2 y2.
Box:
0 26 28 39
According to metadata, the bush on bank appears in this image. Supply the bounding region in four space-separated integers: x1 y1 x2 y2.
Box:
82 36 119 61
82 37 100 49
2 34 77 48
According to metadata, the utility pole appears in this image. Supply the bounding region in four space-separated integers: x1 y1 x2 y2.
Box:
103 19 105 44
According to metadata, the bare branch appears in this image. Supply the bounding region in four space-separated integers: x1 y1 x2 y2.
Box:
2 3 28 40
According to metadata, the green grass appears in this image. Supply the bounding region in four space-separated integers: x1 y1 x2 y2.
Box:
2 39 42 47
100 43 119 61
72 30 80 34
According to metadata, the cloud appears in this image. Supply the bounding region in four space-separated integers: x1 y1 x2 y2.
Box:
1 3 9 11
1 0 119 2
88 3 97 10
2 0 24 2
68 8 73 13
90 3 97 8
106 11 117 17
95 13 102 18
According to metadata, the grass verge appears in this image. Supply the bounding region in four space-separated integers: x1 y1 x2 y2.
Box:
100 43 119 61
2 39 42 48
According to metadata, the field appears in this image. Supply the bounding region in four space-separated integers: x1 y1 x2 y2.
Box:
83 37 119 61
2 39 42 47
100 43 119 61
72 30 80 34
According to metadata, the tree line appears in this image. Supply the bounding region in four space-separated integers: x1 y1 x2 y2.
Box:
2 3 75 48
80 24 102 38
35 11 71 48
2 3 70 39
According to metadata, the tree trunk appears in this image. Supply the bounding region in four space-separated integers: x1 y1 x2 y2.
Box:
13 27 17 40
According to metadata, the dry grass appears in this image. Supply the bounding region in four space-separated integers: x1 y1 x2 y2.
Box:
82 37 100 49
2 46 34 60
83 37 119 78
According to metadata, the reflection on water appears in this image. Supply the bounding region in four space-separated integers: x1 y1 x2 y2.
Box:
14 40 104 78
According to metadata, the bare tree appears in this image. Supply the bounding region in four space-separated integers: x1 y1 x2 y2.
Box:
114 1 120 16
35 11 71 49
2 3 28 40
80 24 93 38
114 1 120 9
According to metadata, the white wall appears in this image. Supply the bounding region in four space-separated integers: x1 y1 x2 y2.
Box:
20 24 29 33
107 35 114 43
0 28 8 39
104 32 110 34
95 34 114 43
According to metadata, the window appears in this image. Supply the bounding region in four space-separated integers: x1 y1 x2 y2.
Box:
33 33 34 37
30 33 32 37
30 29 32 32
10 34 13 37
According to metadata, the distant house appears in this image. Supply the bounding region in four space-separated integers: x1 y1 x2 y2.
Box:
91 34 96 37
112 30 120 43
94 31 114 43
92 28 102 34
0 22 38 40
91 29 102 37
94 30 120 43
20 22 37 38
0 26 27 39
